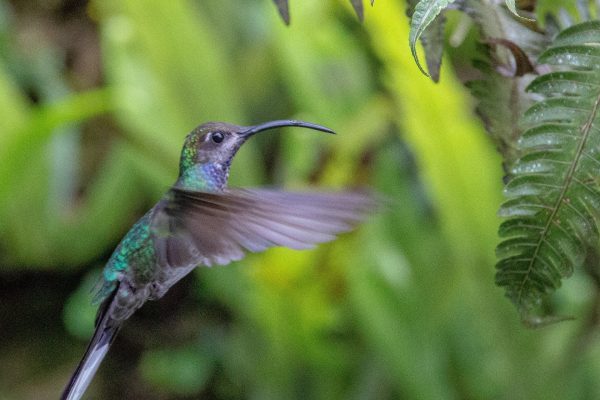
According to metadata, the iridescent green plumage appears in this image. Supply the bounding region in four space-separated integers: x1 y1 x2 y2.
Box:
95 212 155 303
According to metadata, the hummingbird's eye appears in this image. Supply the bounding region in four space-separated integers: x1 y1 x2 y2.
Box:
211 132 224 143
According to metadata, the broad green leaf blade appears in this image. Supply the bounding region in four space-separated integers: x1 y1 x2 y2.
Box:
273 0 290 24
408 0 454 78
495 20 600 322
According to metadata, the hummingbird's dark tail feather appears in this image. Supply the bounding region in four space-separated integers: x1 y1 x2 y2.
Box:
61 285 121 400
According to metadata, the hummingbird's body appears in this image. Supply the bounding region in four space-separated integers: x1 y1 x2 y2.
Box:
62 120 376 400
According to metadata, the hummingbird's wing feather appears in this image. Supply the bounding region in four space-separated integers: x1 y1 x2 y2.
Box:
151 188 376 268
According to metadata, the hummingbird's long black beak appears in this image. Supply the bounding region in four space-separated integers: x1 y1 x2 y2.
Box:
239 120 335 138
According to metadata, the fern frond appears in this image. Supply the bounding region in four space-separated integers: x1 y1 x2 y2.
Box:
495 21 600 322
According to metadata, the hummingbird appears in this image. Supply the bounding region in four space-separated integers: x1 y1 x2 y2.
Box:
61 120 376 400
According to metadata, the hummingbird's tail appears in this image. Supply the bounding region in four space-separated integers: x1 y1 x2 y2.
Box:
61 287 121 400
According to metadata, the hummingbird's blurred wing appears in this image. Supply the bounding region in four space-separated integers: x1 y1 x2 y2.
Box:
151 188 377 268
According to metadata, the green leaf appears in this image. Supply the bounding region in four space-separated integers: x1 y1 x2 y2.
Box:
408 0 454 78
406 0 446 82
420 12 445 83
495 21 600 322
504 0 534 21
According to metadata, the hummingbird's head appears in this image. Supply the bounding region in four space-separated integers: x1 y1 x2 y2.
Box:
177 120 334 191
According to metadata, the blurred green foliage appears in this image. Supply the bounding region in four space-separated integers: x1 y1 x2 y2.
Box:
2 0 600 399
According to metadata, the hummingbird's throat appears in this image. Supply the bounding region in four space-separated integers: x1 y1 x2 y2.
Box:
176 162 229 192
